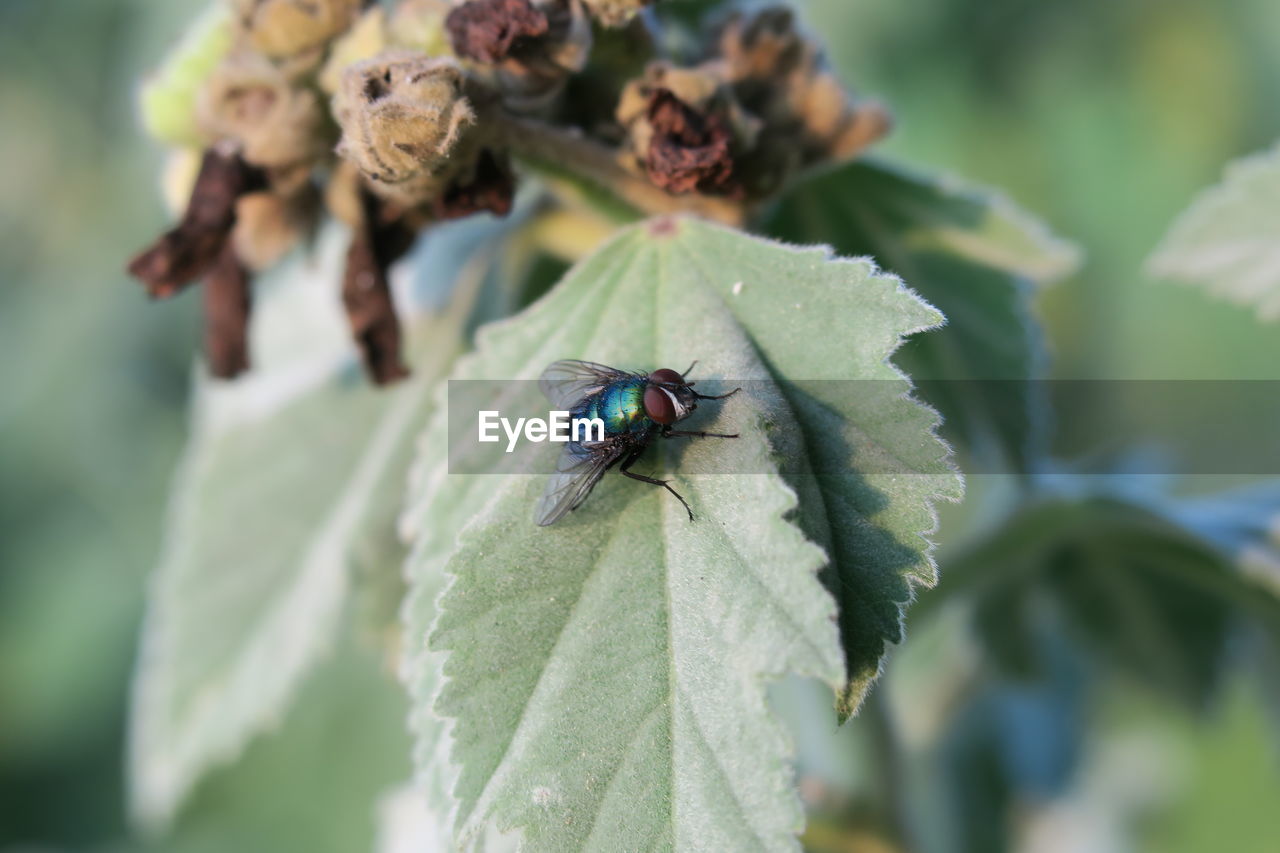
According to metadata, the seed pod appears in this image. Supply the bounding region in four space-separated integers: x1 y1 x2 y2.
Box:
198 51 330 170
332 51 480 206
231 0 368 62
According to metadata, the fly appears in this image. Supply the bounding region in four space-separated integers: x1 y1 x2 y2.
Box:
534 359 740 526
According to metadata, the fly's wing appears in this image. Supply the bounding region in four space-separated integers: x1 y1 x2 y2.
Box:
539 360 632 410
534 440 626 526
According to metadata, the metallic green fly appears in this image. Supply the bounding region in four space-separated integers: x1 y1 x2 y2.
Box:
535 360 740 526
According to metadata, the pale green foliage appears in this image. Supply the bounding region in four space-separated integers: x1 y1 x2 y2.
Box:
1149 144 1280 321
128 226 479 828
401 218 959 849
139 2 231 148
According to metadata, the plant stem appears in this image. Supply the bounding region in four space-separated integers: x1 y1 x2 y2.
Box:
494 113 748 227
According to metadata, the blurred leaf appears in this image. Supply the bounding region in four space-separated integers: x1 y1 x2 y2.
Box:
1148 144 1280 321
932 636 1087 853
402 217 958 849
127 216 508 829
940 483 1280 708
149 635 411 853
765 158 1079 472
1172 480 1280 601
373 782 452 853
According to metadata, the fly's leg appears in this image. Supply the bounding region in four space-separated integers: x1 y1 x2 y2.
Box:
661 428 739 439
619 448 694 522
693 387 741 401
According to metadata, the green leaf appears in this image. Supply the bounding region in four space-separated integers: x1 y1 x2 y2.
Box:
402 217 959 849
765 158 1079 473
1148 144 1280 321
128 217 509 829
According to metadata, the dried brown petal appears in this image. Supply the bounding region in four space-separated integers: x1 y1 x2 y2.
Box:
343 189 414 384
203 243 253 379
446 0 592 114
333 51 479 206
128 148 266 299
434 148 515 219
446 0 549 64
644 89 738 196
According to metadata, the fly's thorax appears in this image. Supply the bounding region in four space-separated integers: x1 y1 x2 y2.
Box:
586 378 652 434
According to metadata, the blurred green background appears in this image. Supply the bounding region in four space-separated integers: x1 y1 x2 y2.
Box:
1 0 1278 850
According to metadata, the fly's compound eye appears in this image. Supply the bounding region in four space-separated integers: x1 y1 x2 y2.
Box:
648 368 684 385
644 385 679 425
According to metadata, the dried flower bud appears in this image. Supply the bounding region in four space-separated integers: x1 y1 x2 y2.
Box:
447 0 549 64
199 51 330 169
617 65 753 196
231 0 367 62
231 183 321 271
446 0 591 113
333 51 479 206
579 0 654 28
128 146 267 298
